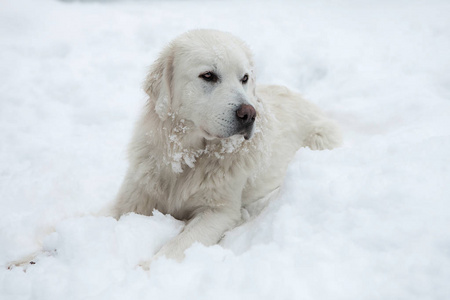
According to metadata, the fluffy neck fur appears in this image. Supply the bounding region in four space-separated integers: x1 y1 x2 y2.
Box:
128 97 271 178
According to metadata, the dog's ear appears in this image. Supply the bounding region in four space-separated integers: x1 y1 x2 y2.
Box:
143 46 174 121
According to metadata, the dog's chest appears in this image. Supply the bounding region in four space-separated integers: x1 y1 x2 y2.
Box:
146 133 268 218
149 155 231 218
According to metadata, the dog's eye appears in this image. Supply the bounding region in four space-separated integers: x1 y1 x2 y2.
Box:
241 74 249 84
200 72 218 83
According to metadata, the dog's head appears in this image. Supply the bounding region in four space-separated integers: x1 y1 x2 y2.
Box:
144 29 257 140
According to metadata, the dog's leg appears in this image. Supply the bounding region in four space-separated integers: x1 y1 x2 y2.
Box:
275 88 342 151
152 206 240 262
111 168 156 219
304 119 342 150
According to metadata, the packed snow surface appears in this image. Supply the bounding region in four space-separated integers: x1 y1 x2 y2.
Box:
1 0 450 299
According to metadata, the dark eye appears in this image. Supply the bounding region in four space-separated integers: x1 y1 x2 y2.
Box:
199 71 218 83
241 74 249 84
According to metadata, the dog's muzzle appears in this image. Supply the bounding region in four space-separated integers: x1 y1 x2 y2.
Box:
236 104 256 140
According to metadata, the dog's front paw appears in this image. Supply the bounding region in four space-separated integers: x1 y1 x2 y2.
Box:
138 247 184 270
153 245 185 262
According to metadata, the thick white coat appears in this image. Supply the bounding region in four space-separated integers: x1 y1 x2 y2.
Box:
112 29 342 262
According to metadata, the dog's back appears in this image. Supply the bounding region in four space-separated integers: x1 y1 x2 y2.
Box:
241 84 342 207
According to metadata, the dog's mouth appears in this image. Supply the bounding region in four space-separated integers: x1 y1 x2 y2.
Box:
238 123 255 140
200 126 253 141
240 128 253 140
200 127 220 140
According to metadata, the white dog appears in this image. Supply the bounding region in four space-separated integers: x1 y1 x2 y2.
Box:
112 29 342 263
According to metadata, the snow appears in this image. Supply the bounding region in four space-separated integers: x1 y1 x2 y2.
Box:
1 0 450 299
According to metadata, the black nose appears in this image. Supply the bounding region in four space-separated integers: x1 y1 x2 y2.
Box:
236 104 256 125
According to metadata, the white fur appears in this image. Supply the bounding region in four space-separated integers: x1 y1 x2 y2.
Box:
112 29 342 263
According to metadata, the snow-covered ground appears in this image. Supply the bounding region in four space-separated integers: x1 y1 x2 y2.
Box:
1 0 450 299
